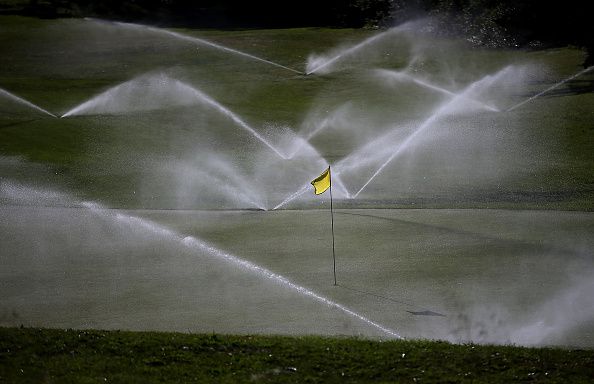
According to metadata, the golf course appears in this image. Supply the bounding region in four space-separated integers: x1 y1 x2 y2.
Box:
1 9 593 381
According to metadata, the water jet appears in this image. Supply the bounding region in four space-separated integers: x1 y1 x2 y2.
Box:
1 179 402 338
88 18 303 75
0 87 56 117
61 73 289 160
305 25 411 75
376 69 500 112
344 66 516 197
507 66 594 112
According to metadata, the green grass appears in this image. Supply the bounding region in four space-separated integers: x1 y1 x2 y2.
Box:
1 327 593 383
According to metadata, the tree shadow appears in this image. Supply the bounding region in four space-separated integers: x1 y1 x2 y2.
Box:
543 78 594 97
0 118 42 130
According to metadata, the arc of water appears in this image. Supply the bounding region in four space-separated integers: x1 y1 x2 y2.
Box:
61 74 289 160
206 157 267 210
79 201 401 339
273 66 514 205
201 159 266 211
334 126 410 177
94 19 303 75
350 66 514 198
279 109 346 162
61 87 117 118
306 29 395 75
303 118 333 142
297 103 355 146
178 166 267 211
168 78 290 160
351 106 448 198
266 126 353 210
507 66 594 112
0 88 56 117
181 235 401 338
292 67 500 159
272 184 310 210
376 69 500 112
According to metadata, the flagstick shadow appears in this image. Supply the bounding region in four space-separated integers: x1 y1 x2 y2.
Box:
335 283 447 317
332 211 583 319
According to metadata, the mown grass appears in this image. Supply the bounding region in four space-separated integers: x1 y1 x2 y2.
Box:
1 327 593 383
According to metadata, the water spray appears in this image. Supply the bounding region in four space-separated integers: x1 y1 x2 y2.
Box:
306 32 389 75
0 87 56 117
169 78 290 160
61 74 289 160
352 104 448 198
1 179 404 338
78 201 402 338
376 69 500 112
350 66 514 197
306 29 396 75
87 18 303 75
174 163 267 211
507 66 594 112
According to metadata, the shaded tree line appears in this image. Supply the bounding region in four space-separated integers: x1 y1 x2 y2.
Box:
4 0 593 65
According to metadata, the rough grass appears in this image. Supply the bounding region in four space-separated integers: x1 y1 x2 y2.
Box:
1 327 593 383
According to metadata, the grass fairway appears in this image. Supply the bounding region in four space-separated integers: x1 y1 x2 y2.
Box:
1 327 594 383
1 13 593 355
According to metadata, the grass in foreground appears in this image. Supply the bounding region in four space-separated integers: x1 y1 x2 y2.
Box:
1 327 593 383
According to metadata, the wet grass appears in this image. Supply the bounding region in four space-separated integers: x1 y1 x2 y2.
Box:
1 327 594 383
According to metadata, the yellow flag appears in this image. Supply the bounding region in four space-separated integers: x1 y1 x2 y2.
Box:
311 167 331 195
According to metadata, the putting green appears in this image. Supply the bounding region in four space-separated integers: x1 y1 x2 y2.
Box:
1 201 593 346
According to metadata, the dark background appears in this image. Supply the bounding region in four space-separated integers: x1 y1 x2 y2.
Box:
2 0 593 66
